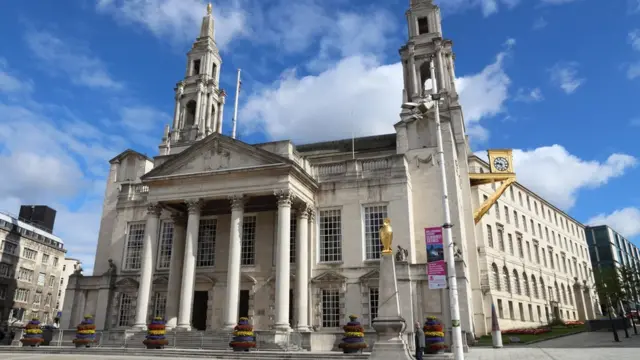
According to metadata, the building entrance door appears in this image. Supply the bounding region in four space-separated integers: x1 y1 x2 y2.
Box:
239 290 250 319
192 291 208 330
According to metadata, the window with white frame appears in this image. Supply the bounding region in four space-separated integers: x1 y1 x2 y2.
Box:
319 209 342 263
153 292 167 319
23 248 37 260
45 293 51 307
18 267 33 282
117 293 134 327
321 288 340 328
48 275 55 287
14 288 29 303
290 214 297 263
124 223 145 270
241 216 257 266
37 272 46 286
157 221 174 269
364 205 388 260
34 291 42 305
197 218 217 267
369 287 379 323
41 253 49 264
53 257 59 267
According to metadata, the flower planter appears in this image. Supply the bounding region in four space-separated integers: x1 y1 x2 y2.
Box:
73 315 96 348
20 318 44 347
424 316 447 355
143 317 169 349
229 317 256 352
338 315 367 354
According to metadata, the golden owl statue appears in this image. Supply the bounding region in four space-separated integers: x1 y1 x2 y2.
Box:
379 218 393 255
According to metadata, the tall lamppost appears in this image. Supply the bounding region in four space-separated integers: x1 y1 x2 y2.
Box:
427 56 465 360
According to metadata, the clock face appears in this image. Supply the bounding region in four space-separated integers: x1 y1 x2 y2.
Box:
493 157 509 172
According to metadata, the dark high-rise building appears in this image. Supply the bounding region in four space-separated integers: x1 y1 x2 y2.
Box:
18 205 57 233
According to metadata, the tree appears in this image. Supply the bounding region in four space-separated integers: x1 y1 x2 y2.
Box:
594 267 623 342
619 266 638 335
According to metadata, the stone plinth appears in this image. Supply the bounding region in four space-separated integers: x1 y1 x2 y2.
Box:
368 253 412 360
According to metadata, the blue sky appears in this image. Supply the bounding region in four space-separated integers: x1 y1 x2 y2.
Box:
0 0 639 274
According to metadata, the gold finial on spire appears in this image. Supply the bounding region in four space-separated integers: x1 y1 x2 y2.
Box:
206 2 212 15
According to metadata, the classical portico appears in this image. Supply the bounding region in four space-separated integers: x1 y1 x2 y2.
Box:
132 133 318 331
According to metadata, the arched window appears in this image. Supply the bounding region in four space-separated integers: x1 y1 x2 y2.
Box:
419 61 434 95
531 275 538 298
491 263 501 291
502 267 511 293
513 270 521 295
522 272 530 297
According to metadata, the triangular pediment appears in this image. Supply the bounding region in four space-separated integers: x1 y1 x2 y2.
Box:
153 276 169 285
359 269 379 282
143 134 291 179
311 271 347 283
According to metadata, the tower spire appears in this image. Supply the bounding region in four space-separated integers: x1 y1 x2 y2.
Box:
200 2 214 39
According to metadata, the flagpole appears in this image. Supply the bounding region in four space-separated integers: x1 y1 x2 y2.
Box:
231 68 241 139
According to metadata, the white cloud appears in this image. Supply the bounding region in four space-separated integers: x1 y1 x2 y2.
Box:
477 146 637 210
629 29 640 51
533 17 548 30
24 30 122 90
0 58 34 94
515 87 544 102
97 0 247 48
435 0 521 17
587 207 640 239
549 62 585 94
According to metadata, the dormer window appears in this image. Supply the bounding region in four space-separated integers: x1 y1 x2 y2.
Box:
418 17 429 35
192 59 201 76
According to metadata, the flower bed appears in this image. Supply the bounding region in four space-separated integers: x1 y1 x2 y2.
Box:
20 318 43 347
338 315 367 353
502 327 551 335
229 317 256 352
424 316 447 354
143 317 169 349
73 315 96 347
564 321 584 327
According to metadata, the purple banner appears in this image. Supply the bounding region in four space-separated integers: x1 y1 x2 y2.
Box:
425 227 445 276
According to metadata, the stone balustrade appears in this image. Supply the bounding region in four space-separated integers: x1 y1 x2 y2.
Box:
312 155 406 180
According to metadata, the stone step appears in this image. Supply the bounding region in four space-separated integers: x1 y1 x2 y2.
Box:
0 347 370 359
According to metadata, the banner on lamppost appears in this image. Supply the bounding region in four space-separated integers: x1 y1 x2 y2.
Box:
426 226 446 289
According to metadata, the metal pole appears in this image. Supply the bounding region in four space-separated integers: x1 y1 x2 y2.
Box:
231 68 241 139
429 56 465 360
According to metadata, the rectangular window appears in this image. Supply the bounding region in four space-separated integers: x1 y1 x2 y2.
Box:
197 218 217 267
514 211 519 228
33 291 42 305
37 272 46 286
319 209 342 263
497 227 505 252
517 237 524 258
153 292 167 319
528 304 534 322
0 284 6 300
23 248 37 260
364 205 388 260
527 196 531 211
45 293 51 307
321 289 340 328
18 267 33 282
290 215 297 264
508 234 514 255
369 287 379 323
518 192 523 206
531 220 535 236
519 303 525 321
534 243 540 264
504 206 510 223
118 293 134 327
417 17 429 34
522 216 527 232
495 202 500 219
48 275 55 287
526 241 531 261
497 299 504 318
53 257 59 267
508 301 514 319
192 59 201 75
3 241 17 255
157 221 174 269
0 262 12 277
241 216 257 266
124 223 145 270
14 288 29 303
486 225 494 248
41 254 50 264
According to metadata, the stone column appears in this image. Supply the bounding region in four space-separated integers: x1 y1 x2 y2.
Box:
194 83 204 134
216 96 226 134
408 47 419 98
584 288 596 320
204 85 213 134
295 205 310 332
133 203 162 329
435 41 446 92
223 195 245 329
165 214 187 329
177 199 203 330
274 190 292 331
172 83 184 130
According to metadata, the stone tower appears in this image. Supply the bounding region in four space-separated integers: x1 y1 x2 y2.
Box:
160 3 227 155
395 0 478 348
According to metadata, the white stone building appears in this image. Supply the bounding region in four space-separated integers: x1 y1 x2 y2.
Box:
0 210 66 326
57 258 82 313
60 0 597 350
